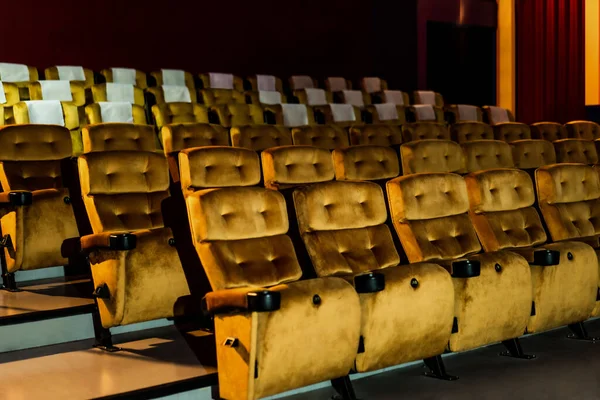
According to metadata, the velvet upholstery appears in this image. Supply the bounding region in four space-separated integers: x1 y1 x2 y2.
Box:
82 123 159 153
493 122 532 143
100 68 148 89
410 106 445 123
161 123 230 155
90 84 146 106
450 122 494 143
446 105 484 123
565 121 600 140
78 151 190 328
333 145 400 181
28 81 85 107
400 139 465 175
531 122 570 141
230 125 293 151
554 139 599 165
364 105 408 125
261 146 334 190
85 103 147 125
151 103 209 129
294 180 455 372
0 82 21 124
312 105 361 127
466 168 598 331
482 106 516 125
212 104 265 128
200 89 246 106
146 86 197 104
401 122 450 142
461 140 515 173
291 125 350 149
44 66 94 88
387 172 532 351
348 124 403 146
511 139 556 170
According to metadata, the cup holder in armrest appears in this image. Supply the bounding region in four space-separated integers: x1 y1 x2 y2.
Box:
247 291 281 312
109 234 137 251
9 191 33 206
354 272 386 293
533 249 560 266
451 260 481 278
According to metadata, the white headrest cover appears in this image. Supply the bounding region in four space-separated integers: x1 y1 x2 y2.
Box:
362 77 381 93
330 104 356 122
56 66 85 81
99 102 134 123
161 69 186 86
489 106 510 124
162 85 192 103
374 104 399 121
209 73 234 89
416 91 436 105
111 68 136 85
342 90 364 107
457 105 479 121
0 82 6 104
106 83 135 103
281 104 309 127
256 75 276 91
304 88 328 106
39 81 73 101
24 100 65 126
383 90 405 105
258 91 282 105
413 105 436 121
0 63 29 82
327 77 348 92
291 76 314 89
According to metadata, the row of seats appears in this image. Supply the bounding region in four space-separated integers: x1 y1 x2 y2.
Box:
2 122 600 399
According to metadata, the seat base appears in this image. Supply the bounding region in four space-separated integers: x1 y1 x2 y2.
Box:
567 322 600 342
499 338 536 359
331 376 359 400
423 355 459 381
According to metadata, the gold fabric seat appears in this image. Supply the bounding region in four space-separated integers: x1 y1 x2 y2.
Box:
199 89 246 106
28 81 85 107
211 104 265 127
446 105 484 123
333 145 400 182
531 122 570 142
246 75 284 92
313 104 362 127
99 68 148 89
554 139 599 165
466 168 597 332
85 103 148 125
230 125 292 151
565 121 600 140
78 151 190 328
461 140 515 173
44 66 94 88
291 125 349 149
387 172 533 352
493 122 532 143
151 103 209 130
0 82 21 124
511 139 556 170
483 106 516 126
450 122 493 143
413 91 444 107
82 124 159 154
400 139 465 175
402 122 450 142
409 105 445 123
0 125 80 274
364 104 407 125
89 83 146 106
349 124 403 147
261 146 333 190
149 69 196 90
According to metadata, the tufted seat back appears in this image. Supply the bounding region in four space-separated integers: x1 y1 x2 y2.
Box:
493 122 532 143
465 168 547 251
386 173 482 262
349 124 403 146
230 125 292 151
401 122 449 142
88 83 146 106
450 121 493 143
291 125 349 149
333 145 399 181
511 139 556 170
400 139 465 175
536 163 600 241
294 180 400 277
554 139 599 165
83 123 158 153
151 103 209 129
531 122 570 142
85 103 147 125
199 89 246 106
461 140 515 173
261 146 333 190
565 121 600 140
161 123 229 154
212 103 265 127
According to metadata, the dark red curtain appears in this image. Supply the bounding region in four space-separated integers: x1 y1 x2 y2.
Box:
516 0 585 124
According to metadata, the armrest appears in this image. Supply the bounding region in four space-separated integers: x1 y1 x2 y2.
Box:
451 259 481 278
354 272 385 293
202 287 281 315
0 191 33 206
506 248 560 266
80 232 137 252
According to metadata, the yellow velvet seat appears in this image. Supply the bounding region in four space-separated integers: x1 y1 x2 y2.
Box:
44 66 94 88
288 75 319 90
13 101 83 155
85 103 148 125
313 104 362 127
146 86 198 105
349 124 403 147
0 82 21 124
536 163 600 316
531 122 570 142
461 140 515 173
333 145 400 182
446 105 484 123
199 89 246 106
78 151 190 328
565 121 600 140
211 104 266 128
325 77 352 92
493 122 532 143
198 73 244 91
180 148 361 399
511 139 556 170
360 77 389 93
401 122 450 142
554 139 599 165
89 83 146 106
450 121 494 143
151 103 209 130
364 104 407 125
291 125 349 149
293 89 333 106
387 173 532 352
28 81 86 107
400 139 466 175
0 125 80 274
100 68 148 89
410 105 445 123
245 91 285 106
294 180 454 373
261 145 334 190
149 69 196 90
483 106 516 126
230 125 292 151
246 75 284 92
413 91 444 107
465 168 597 332
0 63 38 87
82 124 159 154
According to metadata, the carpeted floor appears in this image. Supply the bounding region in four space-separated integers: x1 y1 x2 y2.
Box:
285 319 600 400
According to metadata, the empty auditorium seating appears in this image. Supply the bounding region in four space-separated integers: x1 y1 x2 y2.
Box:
531 122 569 142
99 67 148 89
565 121 600 140
85 103 147 124
348 124 403 147
450 121 494 143
400 139 465 175
152 103 209 129
0 81 21 124
483 106 516 125
28 81 86 107
211 104 265 127
553 138 599 165
89 83 146 106
261 145 334 190
332 145 400 181
324 76 351 92
493 122 532 142
180 146 361 399
413 91 444 107
365 103 407 124
465 168 598 332
246 74 283 92
461 140 514 173
511 139 556 170
78 151 190 328
401 122 450 142
0 125 80 275
446 105 484 123
387 173 533 352
45 65 94 88
291 125 349 149
82 123 159 154
150 69 195 89
536 164 600 316
230 125 292 151
360 77 388 93
289 75 318 90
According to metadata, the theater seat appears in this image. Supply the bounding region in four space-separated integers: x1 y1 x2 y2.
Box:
325 76 352 92
246 91 285 106
511 139 556 170
554 139 599 165
82 124 159 154
400 139 465 175
316 104 362 127
387 173 532 352
410 105 445 123
261 145 334 190
85 103 147 124
493 122 532 142
483 106 516 125
446 105 484 123
402 122 450 142
0 62 38 86
45 65 94 88
294 88 332 106
89 83 146 107
338 90 371 107
199 89 246 106
461 140 515 173
99 67 148 89
198 73 244 91
289 75 318 90
147 85 197 105
0 81 21 124
413 91 444 107
536 163 600 316
531 122 569 142
181 157 361 399
28 81 85 107
360 77 388 93
349 124 403 147
151 103 209 129
211 104 265 127
333 145 400 182
246 74 284 92
0 125 80 276
230 125 292 151
364 104 407 125
78 151 190 328
565 121 600 140
291 125 349 149
450 121 494 143
465 168 597 332
149 69 195 90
